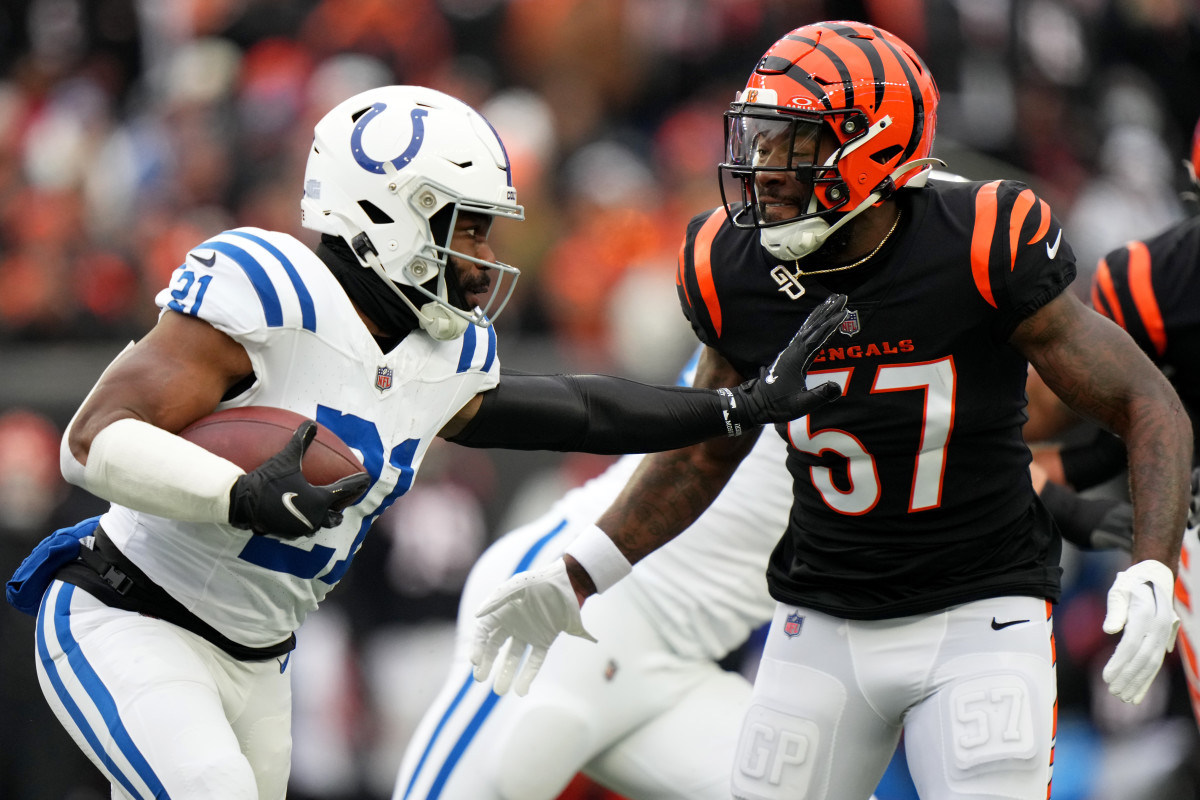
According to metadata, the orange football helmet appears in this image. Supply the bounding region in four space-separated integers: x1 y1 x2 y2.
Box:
720 21 941 260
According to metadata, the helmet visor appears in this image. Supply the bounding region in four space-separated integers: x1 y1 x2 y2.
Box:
719 111 832 229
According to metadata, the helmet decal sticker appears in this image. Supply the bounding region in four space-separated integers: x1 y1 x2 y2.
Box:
351 103 429 175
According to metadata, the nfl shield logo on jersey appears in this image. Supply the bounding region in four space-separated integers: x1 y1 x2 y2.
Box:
784 612 804 638
375 365 393 393
838 309 860 337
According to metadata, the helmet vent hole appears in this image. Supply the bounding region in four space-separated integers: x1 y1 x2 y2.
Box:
350 107 371 122
870 145 903 165
358 200 394 224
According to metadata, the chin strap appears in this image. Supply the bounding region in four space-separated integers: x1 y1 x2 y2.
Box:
351 234 471 342
760 158 945 261
418 302 470 341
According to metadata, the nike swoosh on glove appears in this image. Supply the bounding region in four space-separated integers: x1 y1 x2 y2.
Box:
471 559 596 696
1102 559 1180 703
228 421 370 539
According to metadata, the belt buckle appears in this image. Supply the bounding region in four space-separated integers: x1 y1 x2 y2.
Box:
100 565 134 595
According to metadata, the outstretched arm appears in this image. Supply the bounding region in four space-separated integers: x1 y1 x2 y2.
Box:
443 294 848 454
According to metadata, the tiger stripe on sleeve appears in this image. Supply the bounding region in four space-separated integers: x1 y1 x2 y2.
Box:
678 208 727 341
1090 241 1168 357
968 180 1060 309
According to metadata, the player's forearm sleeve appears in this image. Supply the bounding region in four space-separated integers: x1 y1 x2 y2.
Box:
61 418 245 523
447 372 735 453
1060 428 1128 490
1039 480 1132 551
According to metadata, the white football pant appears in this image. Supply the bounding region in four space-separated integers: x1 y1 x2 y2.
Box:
734 596 1057 800
35 580 293 799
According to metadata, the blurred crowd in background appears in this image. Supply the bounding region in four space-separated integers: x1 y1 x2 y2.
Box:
2 0 1200 798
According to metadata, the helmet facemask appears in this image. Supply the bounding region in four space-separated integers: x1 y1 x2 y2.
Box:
720 104 857 254
719 96 931 261
721 22 944 262
348 176 522 340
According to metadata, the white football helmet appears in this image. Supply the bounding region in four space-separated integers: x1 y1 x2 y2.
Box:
301 85 524 340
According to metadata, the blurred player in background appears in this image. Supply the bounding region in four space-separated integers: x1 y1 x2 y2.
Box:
1027 115 1200 731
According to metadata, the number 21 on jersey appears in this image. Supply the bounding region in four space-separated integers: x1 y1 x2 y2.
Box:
787 357 956 515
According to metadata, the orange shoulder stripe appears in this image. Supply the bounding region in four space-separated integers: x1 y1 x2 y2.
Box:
1028 198 1051 246
1007 192 1051 271
692 208 726 337
1092 258 1125 329
971 181 1001 308
1009 189 1036 271
1126 240 1167 356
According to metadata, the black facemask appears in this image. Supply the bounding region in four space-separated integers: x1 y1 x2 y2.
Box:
317 207 474 347
317 235 420 348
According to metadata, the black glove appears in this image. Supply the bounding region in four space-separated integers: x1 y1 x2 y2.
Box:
726 293 848 431
228 421 371 539
1039 480 1133 552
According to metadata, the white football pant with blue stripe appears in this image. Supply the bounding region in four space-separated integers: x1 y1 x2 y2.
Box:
392 513 751 800
36 580 292 799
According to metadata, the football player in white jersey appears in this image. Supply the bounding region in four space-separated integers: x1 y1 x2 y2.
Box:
8 85 848 799
393 351 797 800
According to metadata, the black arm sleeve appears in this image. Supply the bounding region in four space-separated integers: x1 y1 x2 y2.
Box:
1039 480 1133 552
446 371 736 454
1059 428 1127 491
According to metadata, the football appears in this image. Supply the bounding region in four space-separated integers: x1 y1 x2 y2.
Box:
180 406 366 486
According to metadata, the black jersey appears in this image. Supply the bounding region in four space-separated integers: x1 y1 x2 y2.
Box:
677 179 1076 619
1092 215 1200 451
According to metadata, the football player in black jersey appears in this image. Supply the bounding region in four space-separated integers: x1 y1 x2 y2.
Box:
470 21 1192 800
1027 115 1200 738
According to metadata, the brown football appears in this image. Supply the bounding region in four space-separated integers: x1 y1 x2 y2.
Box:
180 406 365 486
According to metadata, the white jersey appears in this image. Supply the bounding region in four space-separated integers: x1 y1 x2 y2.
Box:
542 431 791 661
99 227 499 646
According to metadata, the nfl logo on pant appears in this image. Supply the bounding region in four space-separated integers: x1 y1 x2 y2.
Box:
784 612 804 638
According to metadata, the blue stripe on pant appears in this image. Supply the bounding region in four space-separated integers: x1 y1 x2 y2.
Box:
37 583 171 799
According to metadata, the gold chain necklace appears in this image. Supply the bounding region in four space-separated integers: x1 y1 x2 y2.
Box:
790 210 901 278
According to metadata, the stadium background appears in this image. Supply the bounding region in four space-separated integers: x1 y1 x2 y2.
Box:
0 0 1199 798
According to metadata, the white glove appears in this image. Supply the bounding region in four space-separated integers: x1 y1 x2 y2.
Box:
1101 559 1180 704
471 559 596 696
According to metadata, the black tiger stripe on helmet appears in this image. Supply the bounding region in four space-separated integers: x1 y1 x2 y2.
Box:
738 20 939 211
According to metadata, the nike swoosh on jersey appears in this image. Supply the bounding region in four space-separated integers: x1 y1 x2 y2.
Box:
189 250 218 267
990 617 1030 630
1045 229 1062 260
281 492 314 530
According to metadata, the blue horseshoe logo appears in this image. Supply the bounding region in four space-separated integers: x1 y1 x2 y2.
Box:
350 103 428 174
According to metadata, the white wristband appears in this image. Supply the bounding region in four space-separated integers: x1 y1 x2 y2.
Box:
62 418 245 524
564 524 633 594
